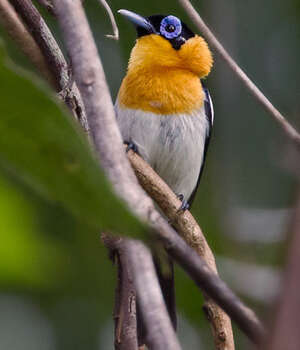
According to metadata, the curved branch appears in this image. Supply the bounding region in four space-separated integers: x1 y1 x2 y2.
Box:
179 0 300 145
53 0 265 344
9 0 89 132
97 0 119 40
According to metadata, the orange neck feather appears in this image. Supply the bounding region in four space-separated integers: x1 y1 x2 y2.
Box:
118 35 213 115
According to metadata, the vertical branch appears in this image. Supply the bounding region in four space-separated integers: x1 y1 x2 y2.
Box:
102 235 138 350
52 0 149 214
125 240 181 350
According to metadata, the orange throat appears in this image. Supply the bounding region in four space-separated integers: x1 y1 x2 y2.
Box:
118 34 213 115
118 68 204 114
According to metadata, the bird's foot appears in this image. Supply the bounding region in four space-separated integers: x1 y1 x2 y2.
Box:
176 194 190 212
125 141 139 154
176 193 184 201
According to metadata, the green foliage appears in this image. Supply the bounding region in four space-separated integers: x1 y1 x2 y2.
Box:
0 41 146 295
0 172 63 287
0 44 144 236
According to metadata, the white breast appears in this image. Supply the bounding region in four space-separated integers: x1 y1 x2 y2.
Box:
115 101 209 201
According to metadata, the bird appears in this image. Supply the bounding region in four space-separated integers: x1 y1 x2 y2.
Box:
116 9 213 210
116 9 214 333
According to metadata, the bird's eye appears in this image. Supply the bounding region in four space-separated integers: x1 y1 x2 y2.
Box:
165 24 175 33
160 15 182 39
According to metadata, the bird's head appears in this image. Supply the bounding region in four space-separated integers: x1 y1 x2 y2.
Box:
118 9 213 78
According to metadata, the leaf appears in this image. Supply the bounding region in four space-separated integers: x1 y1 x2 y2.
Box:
0 172 64 287
0 42 145 237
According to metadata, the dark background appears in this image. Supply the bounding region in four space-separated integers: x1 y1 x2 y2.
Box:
0 0 299 348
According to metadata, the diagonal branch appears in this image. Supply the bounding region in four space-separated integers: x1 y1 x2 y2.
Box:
0 0 54 85
126 146 234 350
53 0 264 344
179 0 300 145
9 0 89 132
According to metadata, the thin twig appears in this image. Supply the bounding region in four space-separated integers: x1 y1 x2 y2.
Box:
102 234 139 350
179 0 300 145
126 147 234 350
53 0 265 343
9 0 89 132
97 0 119 40
0 0 54 85
125 240 181 350
265 187 300 350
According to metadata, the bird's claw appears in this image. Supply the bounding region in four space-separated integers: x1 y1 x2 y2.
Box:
176 194 190 212
178 199 190 212
125 141 139 154
176 193 184 201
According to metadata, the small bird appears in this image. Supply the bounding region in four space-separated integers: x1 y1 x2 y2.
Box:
116 9 214 210
116 9 214 333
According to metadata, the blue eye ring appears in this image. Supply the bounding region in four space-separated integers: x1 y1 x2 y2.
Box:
160 15 182 39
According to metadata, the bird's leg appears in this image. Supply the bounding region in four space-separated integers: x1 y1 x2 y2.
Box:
124 140 139 154
176 193 190 212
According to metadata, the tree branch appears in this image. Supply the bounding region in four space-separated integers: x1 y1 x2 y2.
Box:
9 0 89 133
102 234 139 350
179 0 300 145
0 0 54 85
125 240 181 350
126 147 234 350
53 0 264 344
97 0 119 40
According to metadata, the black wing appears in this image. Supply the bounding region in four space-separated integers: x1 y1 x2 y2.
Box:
187 81 214 206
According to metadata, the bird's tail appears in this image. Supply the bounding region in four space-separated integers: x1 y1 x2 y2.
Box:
153 251 177 329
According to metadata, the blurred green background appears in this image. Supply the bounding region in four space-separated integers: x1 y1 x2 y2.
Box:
0 0 299 349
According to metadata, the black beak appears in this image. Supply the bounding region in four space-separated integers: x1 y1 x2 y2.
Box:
118 9 156 34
